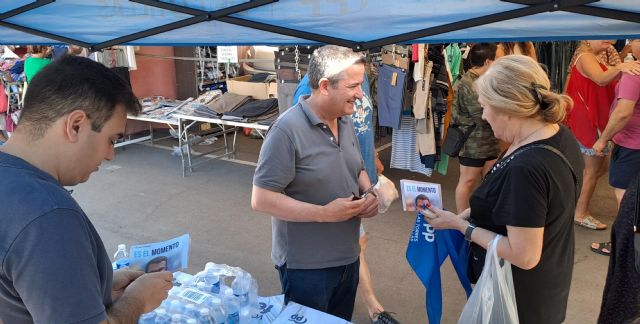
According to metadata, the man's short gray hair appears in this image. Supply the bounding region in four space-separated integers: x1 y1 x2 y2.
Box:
308 45 366 90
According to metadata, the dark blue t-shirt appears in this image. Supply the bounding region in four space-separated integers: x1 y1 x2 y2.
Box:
0 151 113 323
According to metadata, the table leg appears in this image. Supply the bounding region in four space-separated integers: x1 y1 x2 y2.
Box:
178 118 186 177
185 124 194 174
221 124 229 155
232 127 238 159
149 124 154 145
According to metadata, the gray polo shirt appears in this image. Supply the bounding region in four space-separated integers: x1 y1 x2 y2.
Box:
253 95 364 269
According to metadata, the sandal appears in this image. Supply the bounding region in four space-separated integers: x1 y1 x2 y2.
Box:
574 215 607 230
590 242 611 256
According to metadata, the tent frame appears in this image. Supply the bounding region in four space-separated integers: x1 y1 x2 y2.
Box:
1 0 639 51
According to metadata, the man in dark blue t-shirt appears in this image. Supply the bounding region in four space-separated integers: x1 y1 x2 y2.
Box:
0 56 173 323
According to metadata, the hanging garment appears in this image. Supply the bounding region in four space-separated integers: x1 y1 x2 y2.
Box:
413 44 427 81
434 75 455 176
445 44 462 84
381 45 411 69
414 61 436 157
406 213 472 324
274 45 315 83
123 46 137 70
391 115 433 176
412 44 420 62
367 63 379 125
536 41 579 91
352 75 377 184
277 82 299 115
377 64 407 129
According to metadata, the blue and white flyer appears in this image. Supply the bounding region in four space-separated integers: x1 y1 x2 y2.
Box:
400 179 443 212
129 234 190 273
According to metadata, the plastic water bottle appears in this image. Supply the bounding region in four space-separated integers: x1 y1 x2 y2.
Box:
239 306 251 324
185 303 199 319
206 262 228 293
155 308 171 324
248 279 258 310
204 264 221 294
186 319 198 324
169 299 185 315
209 297 228 324
198 308 213 324
138 311 156 324
223 288 240 324
231 273 250 307
169 286 183 297
171 314 182 324
113 244 130 269
625 53 635 63
196 281 213 294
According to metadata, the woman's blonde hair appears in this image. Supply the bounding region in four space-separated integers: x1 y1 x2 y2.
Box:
475 55 572 124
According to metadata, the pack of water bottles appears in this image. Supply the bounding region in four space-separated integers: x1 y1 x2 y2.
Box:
139 262 259 324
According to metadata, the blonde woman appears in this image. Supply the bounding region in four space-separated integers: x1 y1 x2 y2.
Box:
424 55 584 324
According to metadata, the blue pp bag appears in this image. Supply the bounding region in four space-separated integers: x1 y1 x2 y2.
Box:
406 212 472 324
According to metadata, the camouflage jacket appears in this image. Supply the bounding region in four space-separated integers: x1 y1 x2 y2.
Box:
452 70 501 159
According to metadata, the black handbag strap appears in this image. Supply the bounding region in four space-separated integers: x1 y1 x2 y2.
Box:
486 143 579 200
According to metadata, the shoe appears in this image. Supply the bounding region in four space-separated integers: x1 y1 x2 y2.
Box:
372 311 400 324
591 242 611 256
574 215 607 230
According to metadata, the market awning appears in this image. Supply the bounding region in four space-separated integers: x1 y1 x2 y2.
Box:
0 0 638 51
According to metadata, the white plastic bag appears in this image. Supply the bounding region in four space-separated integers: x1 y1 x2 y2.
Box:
458 235 519 324
375 174 399 213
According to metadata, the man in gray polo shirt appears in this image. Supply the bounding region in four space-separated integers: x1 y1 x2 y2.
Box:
252 45 379 321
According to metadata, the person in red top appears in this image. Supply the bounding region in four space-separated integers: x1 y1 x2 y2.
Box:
565 40 640 231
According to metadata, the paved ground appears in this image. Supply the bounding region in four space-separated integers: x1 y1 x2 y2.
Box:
73 132 617 324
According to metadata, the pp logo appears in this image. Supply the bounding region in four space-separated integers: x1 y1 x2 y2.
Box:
422 223 435 242
260 304 274 314
289 314 308 323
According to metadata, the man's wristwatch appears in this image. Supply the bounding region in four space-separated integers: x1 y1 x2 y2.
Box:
464 223 476 242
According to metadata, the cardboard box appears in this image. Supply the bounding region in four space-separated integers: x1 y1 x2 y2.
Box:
226 75 278 99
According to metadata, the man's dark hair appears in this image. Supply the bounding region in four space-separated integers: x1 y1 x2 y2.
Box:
145 256 168 273
414 194 430 208
468 43 498 68
20 55 141 140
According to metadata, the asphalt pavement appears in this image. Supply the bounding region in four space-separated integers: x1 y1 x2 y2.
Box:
73 134 616 324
